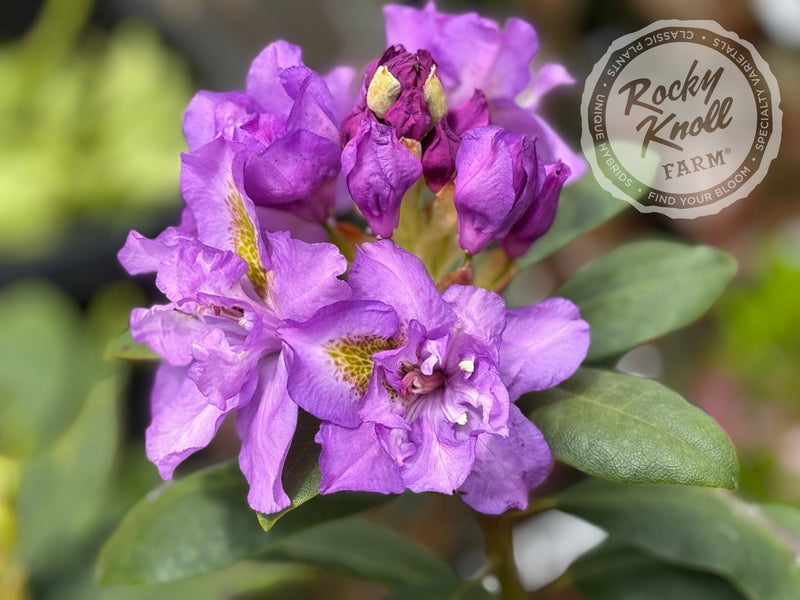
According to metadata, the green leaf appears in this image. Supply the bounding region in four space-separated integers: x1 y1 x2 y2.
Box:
385 581 495 600
97 462 271 585
519 179 627 268
0 282 83 457
16 375 121 575
573 541 746 600
555 240 736 361
261 516 459 588
523 368 739 488
98 460 391 585
106 328 159 361
559 479 800 600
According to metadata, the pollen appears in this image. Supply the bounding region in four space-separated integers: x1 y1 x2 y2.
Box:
225 181 270 299
325 334 397 396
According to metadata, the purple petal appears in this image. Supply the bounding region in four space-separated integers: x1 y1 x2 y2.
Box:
117 226 191 276
324 65 357 122
499 161 569 259
348 240 455 330
180 137 270 276
246 40 303 113
490 99 587 181
442 284 507 351
145 365 237 480
453 126 518 254
263 230 350 323
182 91 261 151
519 63 576 109
254 206 328 243
317 421 405 495
457 404 552 514
243 129 341 209
155 241 247 303
447 89 490 136
236 354 297 513
421 120 459 192
398 397 476 494
279 300 399 427
130 306 204 366
280 65 341 144
341 119 422 238
499 297 589 401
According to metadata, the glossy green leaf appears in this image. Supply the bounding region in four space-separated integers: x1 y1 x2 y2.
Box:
559 480 800 600
573 541 746 600
97 462 269 585
99 460 393 585
555 240 736 361
519 179 626 268
524 368 739 488
262 516 459 588
106 327 159 361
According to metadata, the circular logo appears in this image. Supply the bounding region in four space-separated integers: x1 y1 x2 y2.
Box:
581 20 782 218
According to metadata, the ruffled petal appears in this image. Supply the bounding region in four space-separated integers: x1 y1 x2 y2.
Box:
499 297 589 401
457 404 552 514
182 90 261 151
236 354 297 513
341 119 422 238
145 365 240 480
279 300 399 427
263 230 350 323
442 284 507 352
246 40 304 113
130 306 204 366
348 240 455 330
117 225 193 276
317 421 405 495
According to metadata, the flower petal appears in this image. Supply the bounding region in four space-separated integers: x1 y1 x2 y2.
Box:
235 354 297 513
263 230 350 323
341 119 422 238
499 297 589 401
182 90 260 151
146 365 247 480
317 421 405 495
130 306 204 366
457 404 552 514
348 240 455 330
279 300 399 427
246 40 304 113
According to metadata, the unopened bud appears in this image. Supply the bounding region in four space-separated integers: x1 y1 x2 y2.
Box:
366 65 402 120
423 65 447 125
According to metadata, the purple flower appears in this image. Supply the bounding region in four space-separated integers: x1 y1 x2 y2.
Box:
278 241 589 513
119 136 350 513
182 40 355 234
454 126 570 257
384 1 585 178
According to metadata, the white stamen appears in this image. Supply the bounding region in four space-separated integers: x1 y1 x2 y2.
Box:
455 412 468 426
458 359 475 373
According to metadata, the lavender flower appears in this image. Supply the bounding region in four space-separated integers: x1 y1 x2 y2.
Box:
278 241 589 513
119 137 350 513
182 40 354 235
454 126 570 257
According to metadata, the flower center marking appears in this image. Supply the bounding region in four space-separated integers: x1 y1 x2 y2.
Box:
225 181 270 299
325 334 397 396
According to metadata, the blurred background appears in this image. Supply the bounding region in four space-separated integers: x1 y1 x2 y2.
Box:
0 0 797 598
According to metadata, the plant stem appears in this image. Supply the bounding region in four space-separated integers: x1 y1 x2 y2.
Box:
478 514 527 600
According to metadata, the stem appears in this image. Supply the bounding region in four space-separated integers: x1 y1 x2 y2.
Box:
478 514 526 600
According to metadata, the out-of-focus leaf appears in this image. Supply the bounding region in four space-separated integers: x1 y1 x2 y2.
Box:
559 479 800 600
384 582 495 600
556 240 736 361
573 541 746 600
262 516 459 588
16 375 120 574
519 179 626 268
105 328 159 361
0 282 82 457
523 368 739 488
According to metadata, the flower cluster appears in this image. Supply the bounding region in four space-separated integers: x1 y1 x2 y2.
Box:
120 2 589 515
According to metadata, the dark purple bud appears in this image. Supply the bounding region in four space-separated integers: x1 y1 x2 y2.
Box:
421 120 460 193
